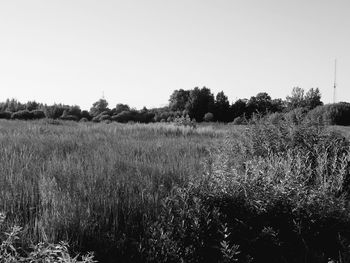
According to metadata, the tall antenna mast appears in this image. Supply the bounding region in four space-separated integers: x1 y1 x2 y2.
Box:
333 59 337 103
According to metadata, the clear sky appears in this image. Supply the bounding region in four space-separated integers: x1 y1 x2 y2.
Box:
0 0 349 110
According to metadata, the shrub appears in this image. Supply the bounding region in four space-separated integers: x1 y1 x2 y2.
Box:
81 110 92 121
99 115 111 121
60 115 80 121
31 110 46 119
307 103 350 125
199 118 350 262
11 110 34 120
203 112 214 122
174 115 196 128
283 107 308 125
232 116 246 125
0 111 11 119
265 112 283 124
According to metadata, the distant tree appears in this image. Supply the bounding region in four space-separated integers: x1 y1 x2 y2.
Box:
90 99 109 117
26 101 39 111
185 87 215 122
114 104 130 115
3 99 25 112
271 98 286 112
247 92 274 117
286 87 306 109
169 89 190 111
31 110 45 119
66 105 82 119
305 88 323 110
286 87 323 110
214 91 231 122
81 110 92 121
231 99 247 120
44 104 67 119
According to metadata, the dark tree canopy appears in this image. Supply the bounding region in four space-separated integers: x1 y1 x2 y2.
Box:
231 99 247 120
90 99 109 117
286 87 323 110
305 88 323 109
169 89 190 111
247 92 274 117
114 104 130 115
214 91 231 122
185 87 215 122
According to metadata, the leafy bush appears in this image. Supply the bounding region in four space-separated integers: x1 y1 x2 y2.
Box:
111 110 134 123
11 110 34 120
141 187 246 263
203 112 214 122
199 118 350 262
32 110 46 119
307 103 350 125
232 116 247 125
0 212 96 263
174 115 197 128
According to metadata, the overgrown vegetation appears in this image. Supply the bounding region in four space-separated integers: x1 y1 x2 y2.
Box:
1 118 350 262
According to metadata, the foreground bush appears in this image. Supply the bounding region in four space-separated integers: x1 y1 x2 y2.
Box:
198 119 350 263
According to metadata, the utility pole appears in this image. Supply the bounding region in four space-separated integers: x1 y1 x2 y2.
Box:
333 59 337 103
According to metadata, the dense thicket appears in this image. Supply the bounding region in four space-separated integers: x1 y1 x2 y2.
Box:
1 86 349 125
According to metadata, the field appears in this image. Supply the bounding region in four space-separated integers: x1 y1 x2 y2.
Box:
0 120 232 262
1 120 350 263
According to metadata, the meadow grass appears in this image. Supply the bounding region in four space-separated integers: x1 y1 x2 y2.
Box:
0 120 226 261
1 119 350 262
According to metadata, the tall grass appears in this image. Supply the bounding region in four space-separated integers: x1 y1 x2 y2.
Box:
0 120 222 261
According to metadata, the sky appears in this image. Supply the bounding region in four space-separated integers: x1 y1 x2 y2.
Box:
0 0 349 110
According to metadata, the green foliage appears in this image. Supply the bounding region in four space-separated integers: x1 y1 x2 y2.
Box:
186 87 215 122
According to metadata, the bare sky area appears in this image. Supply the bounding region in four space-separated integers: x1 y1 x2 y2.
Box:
0 0 349 110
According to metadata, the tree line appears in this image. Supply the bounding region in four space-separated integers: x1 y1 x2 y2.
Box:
0 86 349 125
